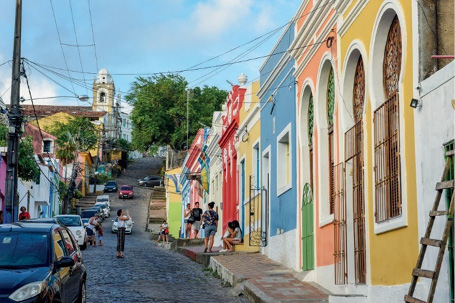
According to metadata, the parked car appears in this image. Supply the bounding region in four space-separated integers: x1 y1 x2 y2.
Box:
56 215 87 250
96 194 111 208
137 175 162 187
0 222 86 303
88 206 105 220
94 202 110 218
111 216 134 234
119 185 134 199
80 210 98 226
104 180 118 192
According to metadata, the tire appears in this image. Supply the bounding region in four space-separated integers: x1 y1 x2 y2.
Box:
77 280 86 303
81 241 87 250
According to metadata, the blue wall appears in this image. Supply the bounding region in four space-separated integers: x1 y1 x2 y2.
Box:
260 23 297 237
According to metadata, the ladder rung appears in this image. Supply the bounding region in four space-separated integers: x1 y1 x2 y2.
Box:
412 268 435 279
420 237 443 247
436 180 454 190
404 295 427 303
430 210 448 216
446 149 455 157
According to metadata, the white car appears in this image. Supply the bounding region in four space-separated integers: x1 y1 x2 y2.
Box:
94 202 111 218
111 216 134 234
56 215 87 250
96 195 111 208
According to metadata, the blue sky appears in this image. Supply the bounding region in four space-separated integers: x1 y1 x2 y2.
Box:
0 0 299 112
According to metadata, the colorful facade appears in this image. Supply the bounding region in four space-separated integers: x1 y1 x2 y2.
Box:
219 84 246 232
165 166 182 238
258 22 298 269
235 80 261 252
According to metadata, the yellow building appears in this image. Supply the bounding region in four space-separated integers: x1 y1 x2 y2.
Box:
77 152 93 197
235 79 261 252
165 167 182 238
324 0 418 301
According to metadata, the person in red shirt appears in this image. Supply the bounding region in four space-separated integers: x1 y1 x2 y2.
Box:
18 206 30 220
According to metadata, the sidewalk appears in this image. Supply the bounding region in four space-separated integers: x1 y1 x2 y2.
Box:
209 253 329 303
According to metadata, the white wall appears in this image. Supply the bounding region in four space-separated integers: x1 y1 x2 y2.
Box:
414 61 454 303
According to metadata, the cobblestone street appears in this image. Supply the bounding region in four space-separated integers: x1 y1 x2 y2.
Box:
83 157 242 303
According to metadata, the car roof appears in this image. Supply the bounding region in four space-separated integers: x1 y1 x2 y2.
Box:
121 185 133 187
0 222 63 233
56 214 81 217
21 218 60 223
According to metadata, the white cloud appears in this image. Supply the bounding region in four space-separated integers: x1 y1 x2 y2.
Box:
191 0 253 38
254 5 276 33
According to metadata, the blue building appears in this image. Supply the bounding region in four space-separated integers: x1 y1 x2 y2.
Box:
258 22 298 269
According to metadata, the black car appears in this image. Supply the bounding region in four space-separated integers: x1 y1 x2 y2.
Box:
0 222 86 303
137 175 162 187
104 180 118 192
80 210 98 226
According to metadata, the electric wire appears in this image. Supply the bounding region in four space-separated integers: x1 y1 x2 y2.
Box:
67 0 89 95
49 0 77 94
87 0 100 72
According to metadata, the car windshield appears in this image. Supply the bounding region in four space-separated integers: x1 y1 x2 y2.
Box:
0 232 50 268
57 216 81 227
106 181 116 186
121 186 132 191
97 198 109 202
81 211 97 218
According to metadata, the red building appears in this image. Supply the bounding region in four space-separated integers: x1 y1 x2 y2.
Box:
218 85 246 232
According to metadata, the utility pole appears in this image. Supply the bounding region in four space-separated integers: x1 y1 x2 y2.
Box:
93 129 102 194
5 0 23 223
64 128 80 214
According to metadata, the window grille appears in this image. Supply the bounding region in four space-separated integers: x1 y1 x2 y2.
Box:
374 93 401 222
327 68 335 215
333 162 347 285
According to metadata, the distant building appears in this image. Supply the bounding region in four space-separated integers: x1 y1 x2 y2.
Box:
120 112 133 142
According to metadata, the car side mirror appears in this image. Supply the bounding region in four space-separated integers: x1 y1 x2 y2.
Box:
56 257 75 269
111 220 114 222
84 223 88 227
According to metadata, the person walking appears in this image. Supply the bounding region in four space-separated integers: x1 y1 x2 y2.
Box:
18 207 30 221
192 202 203 238
97 222 104 246
183 203 193 238
116 209 130 258
202 202 218 253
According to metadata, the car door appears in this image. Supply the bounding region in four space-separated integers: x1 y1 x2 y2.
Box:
53 230 71 302
60 229 82 302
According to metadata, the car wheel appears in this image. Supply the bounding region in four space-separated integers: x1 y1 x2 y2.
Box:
77 280 86 303
81 241 87 250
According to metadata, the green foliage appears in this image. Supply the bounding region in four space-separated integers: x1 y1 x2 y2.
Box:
18 136 40 182
46 117 98 152
125 74 227 150
0 123 7 147
58 181 68 201
109 138 130 151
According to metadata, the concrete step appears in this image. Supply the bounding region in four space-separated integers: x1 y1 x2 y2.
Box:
170 238 205 250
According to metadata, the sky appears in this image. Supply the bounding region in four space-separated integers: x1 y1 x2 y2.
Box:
0 0 300 113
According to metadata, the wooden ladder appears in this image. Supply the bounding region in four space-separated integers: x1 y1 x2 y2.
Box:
405 150 454 303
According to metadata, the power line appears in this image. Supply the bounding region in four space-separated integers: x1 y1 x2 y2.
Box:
87 0 100 72
67 0 89 95
49 0 77 94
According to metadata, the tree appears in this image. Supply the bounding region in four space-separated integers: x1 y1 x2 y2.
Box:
46 117 98 152
125 74 227 150
18 136 40 182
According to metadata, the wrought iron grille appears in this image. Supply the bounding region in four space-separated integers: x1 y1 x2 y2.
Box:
333 162 347 285
354 57 365 123
383 16 402 99
327 68 335 127
308 94 314 145
249 175 262 247
374 93 401 222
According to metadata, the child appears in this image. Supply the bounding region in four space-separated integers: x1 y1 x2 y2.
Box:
161 220 169 244
97 222 104 246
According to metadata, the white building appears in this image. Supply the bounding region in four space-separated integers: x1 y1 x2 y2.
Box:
120 112 133 142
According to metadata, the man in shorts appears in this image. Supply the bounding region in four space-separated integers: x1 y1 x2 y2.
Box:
192 202 203 238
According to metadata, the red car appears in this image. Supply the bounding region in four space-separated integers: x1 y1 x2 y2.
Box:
119 185 134 199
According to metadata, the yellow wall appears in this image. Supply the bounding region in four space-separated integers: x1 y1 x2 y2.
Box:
31 112 75 131
79 152 93 197
340 0 418 285
165 167 182 237
237 80 261 252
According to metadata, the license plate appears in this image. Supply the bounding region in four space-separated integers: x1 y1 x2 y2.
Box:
123 195 128 198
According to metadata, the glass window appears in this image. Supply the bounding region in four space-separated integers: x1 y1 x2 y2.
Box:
60 230 75 255
53 231 67 261
57 216 81 227
43 140 52 153
0 232 49 267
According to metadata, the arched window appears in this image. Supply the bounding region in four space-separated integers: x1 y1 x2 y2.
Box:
100 92 106 103
308 94 314 187
352 56 366 284
374 15 402 223
327 68 335 215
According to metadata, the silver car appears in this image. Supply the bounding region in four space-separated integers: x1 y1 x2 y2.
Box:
56 215 88 250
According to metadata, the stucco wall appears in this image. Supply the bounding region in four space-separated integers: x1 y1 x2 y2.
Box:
414 61 454 303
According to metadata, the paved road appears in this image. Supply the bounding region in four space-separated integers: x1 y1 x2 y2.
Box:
84 157 242 303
